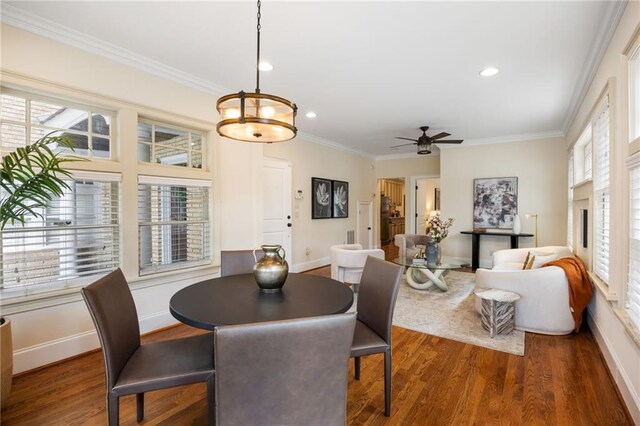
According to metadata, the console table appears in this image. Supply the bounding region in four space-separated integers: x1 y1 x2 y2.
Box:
460 231 534 270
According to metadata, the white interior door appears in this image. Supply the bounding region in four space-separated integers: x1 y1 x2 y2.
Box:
415 180 428 234
263 157 292 263
357 201 373 249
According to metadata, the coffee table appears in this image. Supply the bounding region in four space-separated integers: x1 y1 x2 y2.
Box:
393 257 466 291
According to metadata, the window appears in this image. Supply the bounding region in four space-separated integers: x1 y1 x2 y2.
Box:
573 125 592 183
627 159 640 328
0 172 120 296
630 44 640 144
138 176 211 275
593 98 611 284
137 120 203 168
568 151 574 247
0 90 113 158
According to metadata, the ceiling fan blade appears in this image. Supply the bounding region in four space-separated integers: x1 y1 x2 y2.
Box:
390 142 418 148
433 140 463 144
430 132 451 140
394 137 419 142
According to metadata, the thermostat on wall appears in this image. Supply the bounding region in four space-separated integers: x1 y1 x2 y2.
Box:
295 190 304 200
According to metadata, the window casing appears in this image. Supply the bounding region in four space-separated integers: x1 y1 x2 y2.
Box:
0 172 120 296
630 44 640 144
568 151 574 247
593 98 611 284
627 160 640 328
0 90 113 158
138 176 211 275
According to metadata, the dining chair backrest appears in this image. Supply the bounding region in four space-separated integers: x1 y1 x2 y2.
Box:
81 268 141 389
221 250 256 277
214 314 356 426
357 256 404 344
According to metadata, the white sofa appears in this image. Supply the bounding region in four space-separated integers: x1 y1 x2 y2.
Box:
474 246 576 335
330 244 385 285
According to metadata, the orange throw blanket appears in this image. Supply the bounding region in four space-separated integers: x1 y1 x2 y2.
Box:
543 257 593 332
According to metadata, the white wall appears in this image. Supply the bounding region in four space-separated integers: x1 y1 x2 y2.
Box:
264 140 376 270
439 137 568 267
564 2 640 422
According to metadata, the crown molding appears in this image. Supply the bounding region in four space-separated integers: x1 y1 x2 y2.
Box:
297 131 374 159
444 130 565 148
561 0 627 134
0 4 228 96
375 129 565 159
375 151 440 161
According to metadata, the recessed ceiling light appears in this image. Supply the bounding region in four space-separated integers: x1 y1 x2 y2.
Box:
258 61 274 71
479 67 499 77
305 112 317 118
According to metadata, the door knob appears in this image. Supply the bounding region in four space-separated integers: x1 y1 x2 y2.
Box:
287 223 292 227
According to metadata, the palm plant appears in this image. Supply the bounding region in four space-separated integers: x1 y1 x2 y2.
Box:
0 133 82 230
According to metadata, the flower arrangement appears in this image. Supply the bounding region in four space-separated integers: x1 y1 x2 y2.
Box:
426 213 454 243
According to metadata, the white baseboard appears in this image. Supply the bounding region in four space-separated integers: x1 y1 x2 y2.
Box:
13 311 176 374
586 309 640 424
291 256 330 273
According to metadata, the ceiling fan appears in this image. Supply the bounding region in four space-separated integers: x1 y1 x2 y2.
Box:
391 126 463 155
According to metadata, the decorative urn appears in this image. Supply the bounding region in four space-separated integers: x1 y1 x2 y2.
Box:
253 244 289 292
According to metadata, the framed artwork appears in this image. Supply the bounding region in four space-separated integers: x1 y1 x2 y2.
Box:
434 188 441 211
312 177 332 219
332 180 349 218
473 177 518 229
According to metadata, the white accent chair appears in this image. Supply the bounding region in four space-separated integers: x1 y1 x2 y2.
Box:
394 234 429 262
474 246 576 335
330 244 385 288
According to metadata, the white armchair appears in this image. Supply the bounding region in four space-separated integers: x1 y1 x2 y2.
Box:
330 244 385 285
474 246 576 335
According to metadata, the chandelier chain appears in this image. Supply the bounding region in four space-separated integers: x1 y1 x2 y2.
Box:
257 0 261 31
256 0 261 92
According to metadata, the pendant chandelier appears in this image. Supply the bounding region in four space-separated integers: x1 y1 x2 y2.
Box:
216 1 297 143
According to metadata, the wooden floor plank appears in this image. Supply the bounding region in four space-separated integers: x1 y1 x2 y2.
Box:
0 266 632 425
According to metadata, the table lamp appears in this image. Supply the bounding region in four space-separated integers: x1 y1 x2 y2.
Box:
525 213 538 247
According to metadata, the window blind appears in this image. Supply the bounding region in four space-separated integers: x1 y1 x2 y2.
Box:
0 173 121 296
627 161 640 328
568 150 574 247
593 100 610 284
138 176 211 275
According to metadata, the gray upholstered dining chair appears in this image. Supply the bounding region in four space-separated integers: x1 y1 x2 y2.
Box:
214 314 356 426
81 269 215 426
350 256 404 416
221 249 256 277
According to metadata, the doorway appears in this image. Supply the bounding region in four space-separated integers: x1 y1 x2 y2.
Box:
262 157 292 263
378 178 405 259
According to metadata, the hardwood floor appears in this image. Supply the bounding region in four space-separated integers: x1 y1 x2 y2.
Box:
1 266 632 425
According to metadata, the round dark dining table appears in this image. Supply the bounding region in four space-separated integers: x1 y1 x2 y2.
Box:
169 273 354 330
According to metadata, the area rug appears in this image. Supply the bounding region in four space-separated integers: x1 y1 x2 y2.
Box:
350 271 525 356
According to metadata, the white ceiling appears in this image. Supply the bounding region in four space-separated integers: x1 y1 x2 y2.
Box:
2 1 626 157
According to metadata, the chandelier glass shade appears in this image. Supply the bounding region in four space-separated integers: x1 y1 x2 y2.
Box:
217 91 297 143
216 1 297 143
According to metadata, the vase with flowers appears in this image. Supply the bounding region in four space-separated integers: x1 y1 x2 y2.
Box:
425 213 455 265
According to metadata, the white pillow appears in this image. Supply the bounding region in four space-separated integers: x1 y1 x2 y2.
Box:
531 253 558 269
